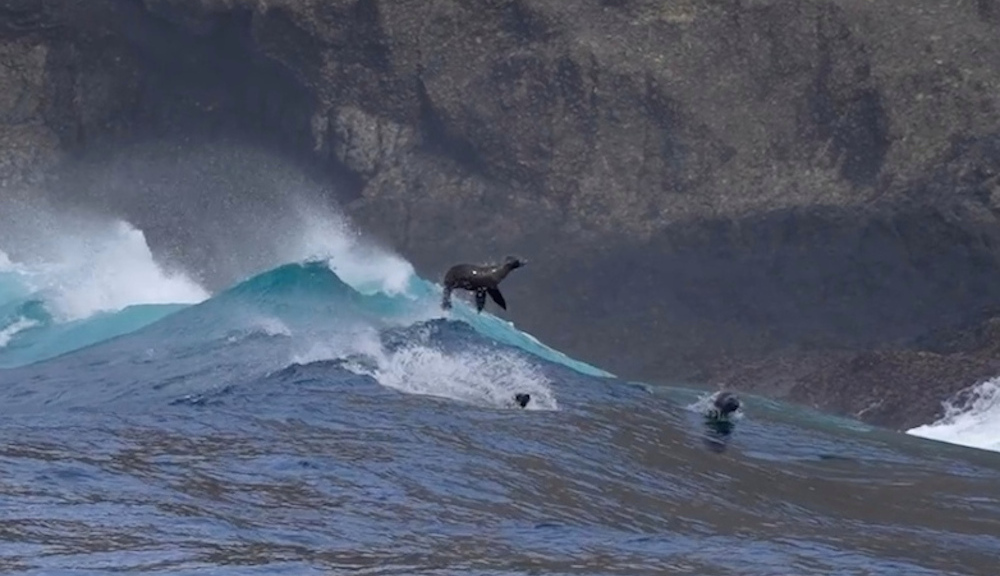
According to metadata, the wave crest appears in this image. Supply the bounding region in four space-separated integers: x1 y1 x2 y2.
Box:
907 378 1000 452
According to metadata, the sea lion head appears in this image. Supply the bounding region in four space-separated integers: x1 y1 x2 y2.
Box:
514 393 531 408
712 391 741 416
504 256 527 269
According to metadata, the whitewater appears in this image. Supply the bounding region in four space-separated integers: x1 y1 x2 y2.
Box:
1 201 999 576
907 379 1000 453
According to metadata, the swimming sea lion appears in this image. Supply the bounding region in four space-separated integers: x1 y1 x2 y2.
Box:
514 393 531 408
441 256 526 313
702 390 741 453
706 390 742 420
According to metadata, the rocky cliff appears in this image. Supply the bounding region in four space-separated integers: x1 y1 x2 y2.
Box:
3 0 1000 430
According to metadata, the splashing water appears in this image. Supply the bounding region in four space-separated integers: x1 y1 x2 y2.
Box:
289 324 386 367
908 377 1000 452
281 201 417 296
4 219 208 321
0 215 209 365
344 340 559 411
686 390 746 422
0 317 38 348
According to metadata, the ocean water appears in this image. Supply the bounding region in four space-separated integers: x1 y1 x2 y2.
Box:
2 210 999 576
907 379 1000 453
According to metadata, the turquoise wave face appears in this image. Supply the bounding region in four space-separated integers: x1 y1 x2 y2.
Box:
444 291 614 378
135 261 432 345
215 260 430 323
0 259 611 379
0 270 30 304
0 267 188 368
0 304 188 368
149 260 613 378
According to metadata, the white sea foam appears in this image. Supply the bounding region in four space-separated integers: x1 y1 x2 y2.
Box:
252 316 293 338
225 315 294 344
343 341 558 411
1 212 208 322
907 377 1000 453
281 201 417 297
287 312 558 411
0 317 39 348
687 390 745 421
289 325 385 367
46 220 208 320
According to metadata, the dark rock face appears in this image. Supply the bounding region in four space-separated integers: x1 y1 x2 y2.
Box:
3 0 1000 430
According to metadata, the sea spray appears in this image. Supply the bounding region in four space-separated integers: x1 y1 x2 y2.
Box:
907 377 1000 453
1 212 207 321
280 200 418 297
0 214 208 365
342 338 559 411
40 220 208 321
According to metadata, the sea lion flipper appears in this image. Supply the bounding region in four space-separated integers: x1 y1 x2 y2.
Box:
487 287 507 309
475 288 487 313
441 286 453 310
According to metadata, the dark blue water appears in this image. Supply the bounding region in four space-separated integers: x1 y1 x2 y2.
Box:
2 226 999 575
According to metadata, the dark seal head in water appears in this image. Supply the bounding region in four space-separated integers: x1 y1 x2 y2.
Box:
441 256 526 313
707 391 741 419
514 393 531 408
703 390 741 453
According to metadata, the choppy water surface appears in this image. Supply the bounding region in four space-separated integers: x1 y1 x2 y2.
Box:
2 217 999 576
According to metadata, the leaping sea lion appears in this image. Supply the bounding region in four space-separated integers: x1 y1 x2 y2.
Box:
441 256 526 313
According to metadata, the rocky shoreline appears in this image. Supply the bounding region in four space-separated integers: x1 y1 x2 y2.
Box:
3 0 1000 430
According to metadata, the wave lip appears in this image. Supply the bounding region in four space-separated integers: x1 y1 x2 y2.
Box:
0 204 602 411
0 316 39 348
0 219 207 366
907 377 1000 453
38 220 208 321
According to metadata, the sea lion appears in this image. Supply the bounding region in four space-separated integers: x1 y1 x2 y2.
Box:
706 390 742 420
702 390 741 453
441 256 526 313
514 393 531 408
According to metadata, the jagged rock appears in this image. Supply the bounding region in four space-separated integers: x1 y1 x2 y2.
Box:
327 105 413 178
0 36 59 189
